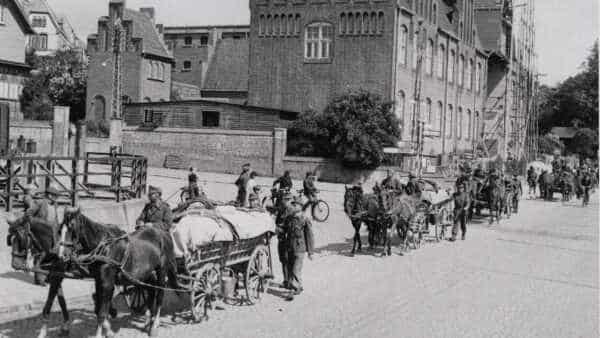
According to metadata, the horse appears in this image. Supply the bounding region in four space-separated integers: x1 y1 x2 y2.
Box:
381 193 424 252
558 172 576 202
343 185 381 254
539 171 555 201
481 178 504 224
57 207 180 338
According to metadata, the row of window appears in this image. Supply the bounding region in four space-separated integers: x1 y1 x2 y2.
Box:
412 0 438 25
339 12 385 36
396 92 481 141
31 15 47 28
258 13 302 37
148 61 166 81
398 28 484 92
143 110 220 128
30 34 48 50
0 82 23 100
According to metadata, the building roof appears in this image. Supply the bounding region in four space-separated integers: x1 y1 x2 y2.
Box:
123 8 171 60
202 38 249 92
8 0 35 34
20 0 79 47
550 127 578 139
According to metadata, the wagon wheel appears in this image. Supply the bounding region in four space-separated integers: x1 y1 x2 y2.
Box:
124 285 149 316
311 200 330 222
190 263 220 322
245 244 271 305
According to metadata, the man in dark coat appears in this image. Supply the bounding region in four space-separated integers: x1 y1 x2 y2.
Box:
272 171 293 209
511 175 523 212
136 186 173 232
451 183 470 241
234 163 251 206
275 192 294 290
281 200 315 299
302 172 318 203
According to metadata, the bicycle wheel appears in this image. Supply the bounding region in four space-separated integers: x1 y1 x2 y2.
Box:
311 200 330 222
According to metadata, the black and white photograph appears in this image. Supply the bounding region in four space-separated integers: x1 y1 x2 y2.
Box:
0 0 598 337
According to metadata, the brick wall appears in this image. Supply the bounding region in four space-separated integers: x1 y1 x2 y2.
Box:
122 126 278 175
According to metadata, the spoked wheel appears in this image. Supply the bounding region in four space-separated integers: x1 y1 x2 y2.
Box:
190 263 220 322
124 285 149 316
311 200 330 222
245 244 272 305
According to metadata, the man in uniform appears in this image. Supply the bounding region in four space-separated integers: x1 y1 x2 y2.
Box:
234 163 252 207
272 171 293 210
281 198 315 300
136 186 173 232
302 172 318 204
451 183 470 241
511 175 523 213
188 167 200 199
275 192 294 290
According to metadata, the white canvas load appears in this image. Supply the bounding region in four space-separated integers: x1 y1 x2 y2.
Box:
172 215 235 257
214 206 276 240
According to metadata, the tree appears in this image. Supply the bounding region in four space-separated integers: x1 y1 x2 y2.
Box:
21 50 87 121
569 128 598 159
288 90 401 169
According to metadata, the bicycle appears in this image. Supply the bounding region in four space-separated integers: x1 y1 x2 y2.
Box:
295 189 330 222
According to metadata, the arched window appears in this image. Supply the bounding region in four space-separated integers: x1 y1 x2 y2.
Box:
467 58 474 90
466 109 472 140
399 25 408 65
437 101 443 131
458 54 465 86
432 2 437 25
378 12 384 34
457 107 463 139
288 14 294 36
448 49 455 84
355 12 362 35
425 39 433 75
144 97 152 103
305 22 333 60
446 104 453 139
437 43 445 79
397 91 406 135
295 14 301 36
266 15 272 36
340 13 346 35
474 111 480 140
363 12 369 34
274 15 279 35
259 15 265 36
282 15 287 36
93 95 106 120
426 98 432 124
412 31 418 69
371 12 377 34
348 13 354 34
476 61 482 93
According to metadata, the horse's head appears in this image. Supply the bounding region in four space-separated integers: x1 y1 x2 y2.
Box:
6 213 55 270
57 206 83 261
343 185 363 216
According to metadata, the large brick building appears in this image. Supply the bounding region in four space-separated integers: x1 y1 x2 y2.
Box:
85 0 173 121
248 0 488 158
0 0 34 120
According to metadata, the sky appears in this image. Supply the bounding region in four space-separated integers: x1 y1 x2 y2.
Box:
45 0 598 86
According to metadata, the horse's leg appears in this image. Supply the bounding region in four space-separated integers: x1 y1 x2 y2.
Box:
351 221 358 254
56 285 71 337
146 286 159 337
96 269 116 338
37 275 62 338
149 270 165 337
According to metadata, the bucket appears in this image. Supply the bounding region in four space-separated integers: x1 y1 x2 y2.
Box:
221 275 236 300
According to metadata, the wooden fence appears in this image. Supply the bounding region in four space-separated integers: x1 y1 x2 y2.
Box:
0 152 147 211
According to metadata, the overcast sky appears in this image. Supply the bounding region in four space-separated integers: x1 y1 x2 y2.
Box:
47 0 597 85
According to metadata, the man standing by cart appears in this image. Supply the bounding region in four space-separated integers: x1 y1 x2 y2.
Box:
451 183 470 241
235 163 252 207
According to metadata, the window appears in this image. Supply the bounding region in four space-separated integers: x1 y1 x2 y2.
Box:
184 36 192 47
183 60 191 72
305 23 333 60
425 39 433 75
122 95 131 104
437 101 443 131
474 111 480 139
94 96 106 120
259 15 265 36
371 12 376 34
447 50 457 86
426 98 432 124
0 5 5 24
295 14 301 36
458 54 464 86
282 15 287 36
466 109 472 140
202 111 220 127
32 16 47 28
288 14 294 36
378 12 384 34
397 91 406 136
144 109 154 123
363 12 369 34
160 64 165 80
457 107 463 139
32 34 48 50
476 62 482 93
437 44 445 79
267 15 272 36
348 13 354 34
355 13 362 35
446 104 453 138
200 35 208 45
432 2 437 25
467 58 473 90
340 13 346 34
274 15 279 35
399 25 408 66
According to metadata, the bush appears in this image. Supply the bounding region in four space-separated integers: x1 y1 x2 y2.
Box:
86 119 110 138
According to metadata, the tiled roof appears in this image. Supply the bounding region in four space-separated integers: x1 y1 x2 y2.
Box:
202 39 249 92
123 9 171 60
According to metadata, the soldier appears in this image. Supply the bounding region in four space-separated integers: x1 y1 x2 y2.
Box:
281 200 315 300
451 183 470 241
187 167 200 199
275 192 294 290
511 175 523 212
136 186 173 232
302 171 318 204
234 163 252 207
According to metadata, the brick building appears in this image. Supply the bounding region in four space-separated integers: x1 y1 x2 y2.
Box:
248 0 488 158
0 0 34 120
163 25 250 103
85 0 173 121
475 0 537 159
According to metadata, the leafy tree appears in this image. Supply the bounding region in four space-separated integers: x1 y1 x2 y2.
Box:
21 50 87 121
569 128 598 159
288 90 401 169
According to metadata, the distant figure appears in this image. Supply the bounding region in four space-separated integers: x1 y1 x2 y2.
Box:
511 175 523 212
188 167 200 199
405 172 421 196
381 170 402 191
235 163 252 207
527 166 537 198
273 171 293 191
246 172 259 207
303 172 318 204
451 183 470 241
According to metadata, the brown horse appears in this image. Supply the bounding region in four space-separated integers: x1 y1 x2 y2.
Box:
343 185 381 254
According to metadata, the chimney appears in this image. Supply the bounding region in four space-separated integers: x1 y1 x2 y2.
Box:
140 7 155 22
109 0 125 20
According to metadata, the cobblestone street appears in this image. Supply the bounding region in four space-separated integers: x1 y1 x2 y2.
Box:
0 170 597 338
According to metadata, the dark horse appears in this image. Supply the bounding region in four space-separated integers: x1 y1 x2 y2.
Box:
343 185 382 254
58 208 180 338
482 178 504 224
539 171 555 201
